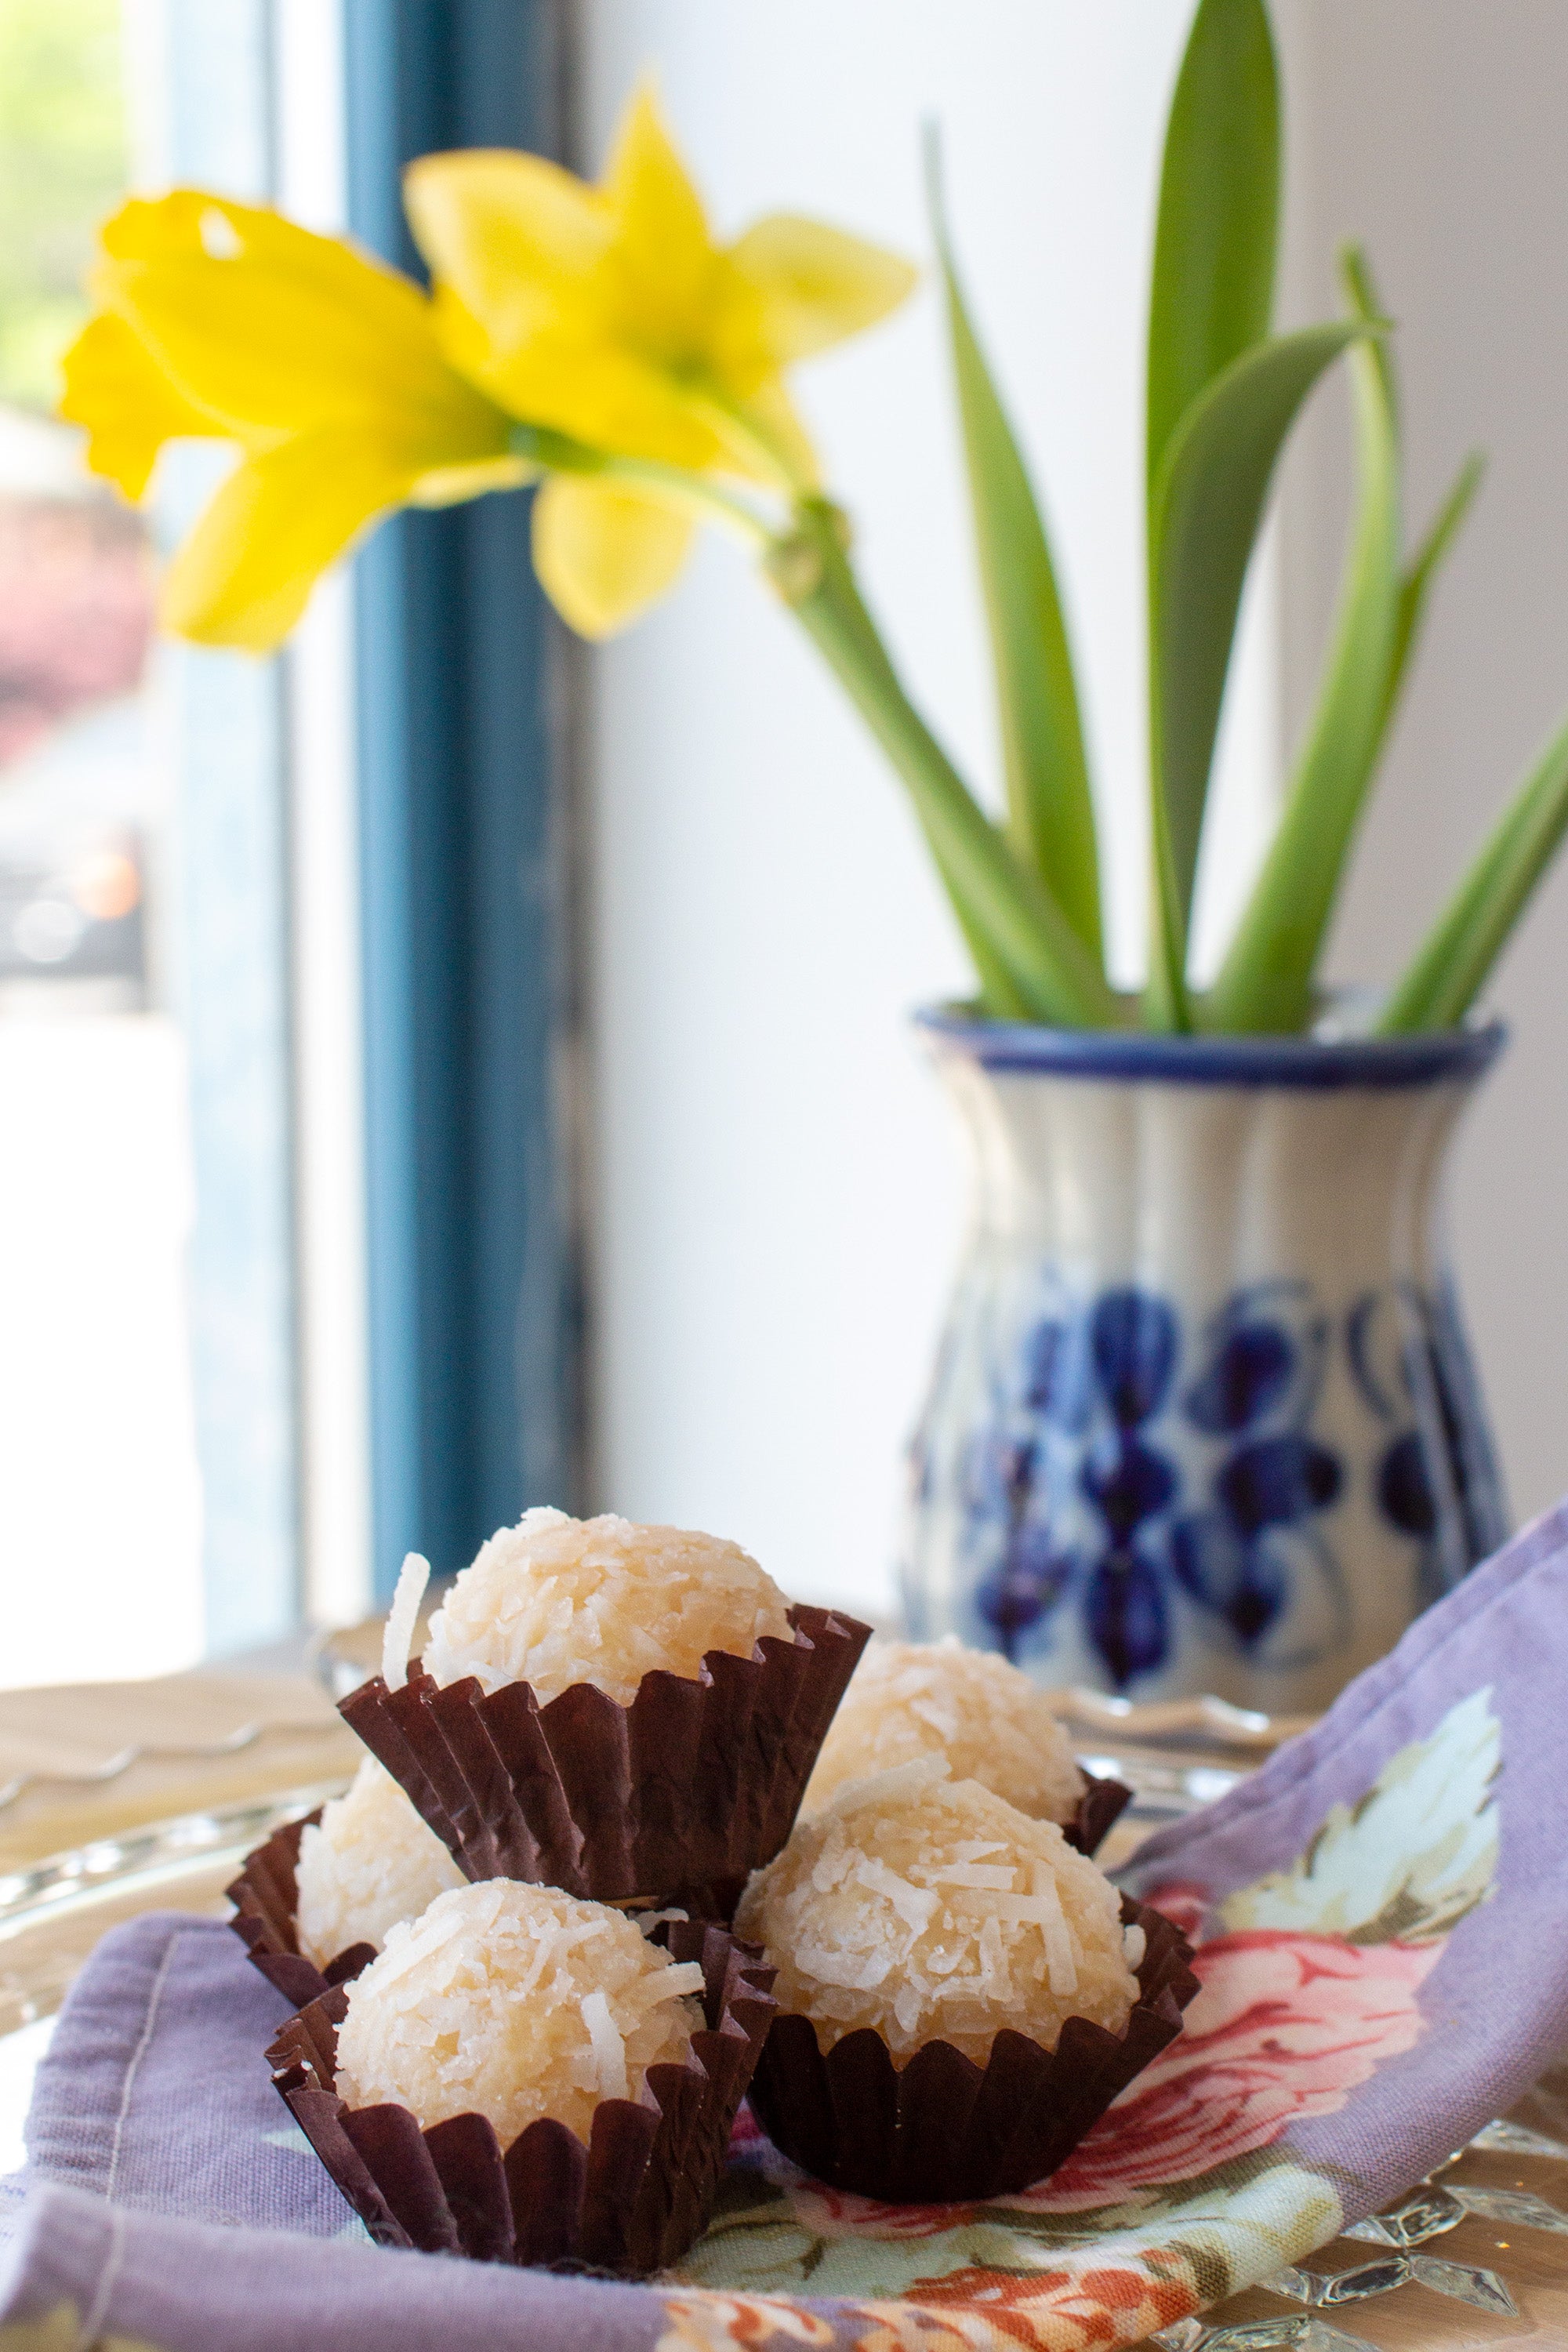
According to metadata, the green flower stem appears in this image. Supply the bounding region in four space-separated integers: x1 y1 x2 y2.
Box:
517 428 1116 1025
510 422 776 545
771 505 1119 1029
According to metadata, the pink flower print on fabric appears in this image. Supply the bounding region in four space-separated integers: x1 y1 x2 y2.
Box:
788 2182 978 2244
1025 1906 1439 2212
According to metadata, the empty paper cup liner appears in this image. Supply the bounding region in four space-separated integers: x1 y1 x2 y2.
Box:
227 1813 376 2010
266 1919 777 2278
744 1895 1197 2201
1062 1771 1132 1857
339 1604 871 1914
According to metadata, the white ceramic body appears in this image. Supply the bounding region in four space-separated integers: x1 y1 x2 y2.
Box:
904 1014 1508 1712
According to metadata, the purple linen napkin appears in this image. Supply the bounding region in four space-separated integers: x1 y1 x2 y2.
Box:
16 1913 349 2234
1106 1492 1568 2209
5 1501 1568 2352
0 1914 678 2348
1 2186 659 2352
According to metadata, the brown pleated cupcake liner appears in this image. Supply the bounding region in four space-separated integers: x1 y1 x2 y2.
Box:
743 1894 1197 2202
227 1812 377 2011
266 1919 777 2278
1062 1771 1132 1857
339 1604 871 1915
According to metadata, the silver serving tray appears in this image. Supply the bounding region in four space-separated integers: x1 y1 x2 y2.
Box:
5 1765 1559 2350
0 1724 1252 2178
0 1780 350 2169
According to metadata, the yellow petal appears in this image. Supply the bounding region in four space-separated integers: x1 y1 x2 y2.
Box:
495 325 720 468
531 474 692 638
728 213 918 363
412 148 719 470
600 84 719 352
100 190 433 362
58 311 223 499
408 452 536 507
405 149 611 368
94 189 513 465
406 99 909 475
706 376 822 491
751 380 821 486
160 426 423 649
97 188 212 264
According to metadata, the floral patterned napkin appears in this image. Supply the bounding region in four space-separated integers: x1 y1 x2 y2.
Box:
5 1499 1568 2352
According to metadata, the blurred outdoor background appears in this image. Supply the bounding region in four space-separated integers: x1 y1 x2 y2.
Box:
0 0 200 1685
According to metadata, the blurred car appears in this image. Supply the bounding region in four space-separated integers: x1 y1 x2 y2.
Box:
0 425 157 1006
0 830 145 991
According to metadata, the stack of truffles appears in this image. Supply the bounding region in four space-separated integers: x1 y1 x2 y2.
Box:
230 1513 1196 2275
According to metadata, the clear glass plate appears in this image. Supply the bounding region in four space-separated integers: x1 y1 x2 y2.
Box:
5 1765 1561 2347
0 1779 348 2165
0 1719 1254 2178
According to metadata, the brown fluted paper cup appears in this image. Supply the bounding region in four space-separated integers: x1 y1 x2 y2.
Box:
339 1603 870 1915
227 1812 376 2010
743 1896 1197 2202
266 1920 776 2278
1062 1770 1134 1858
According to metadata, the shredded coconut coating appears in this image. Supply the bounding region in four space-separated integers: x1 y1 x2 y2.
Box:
422 1506 794 1706
335 1878 706 2147
294 1755 463 1968
735 1759 1138 2067
804 1636 1085 1825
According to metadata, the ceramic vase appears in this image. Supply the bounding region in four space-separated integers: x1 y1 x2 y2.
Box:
903 1010 1508 1712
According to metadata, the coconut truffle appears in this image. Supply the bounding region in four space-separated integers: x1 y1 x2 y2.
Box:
334 1878 706 2147
735 1758 1138 2067
804 1636 1085 1825
294 1755 464 1969
420 1506 794 1707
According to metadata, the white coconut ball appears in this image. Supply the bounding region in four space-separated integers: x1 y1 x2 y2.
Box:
804 1636 1085 1825
736 1758 1139 2068
293 1755 463 1968
333 1878 706 2146
421 1506 794 1707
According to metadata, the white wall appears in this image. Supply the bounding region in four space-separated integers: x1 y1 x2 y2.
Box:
1279 1 1568 1526
575 2 1282 1617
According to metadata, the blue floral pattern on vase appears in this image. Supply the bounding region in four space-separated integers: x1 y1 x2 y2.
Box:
1348 1280 1508 1606
936 1273 1501 1694
1167 1287 1345 1663
966 1290 1176 1683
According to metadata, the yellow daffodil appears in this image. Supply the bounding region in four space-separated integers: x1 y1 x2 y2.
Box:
60 190 528 648
404 83 916 634
60 90 915 646
52 89 1113 1029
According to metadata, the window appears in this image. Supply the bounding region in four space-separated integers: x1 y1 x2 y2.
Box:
0 0 575 1686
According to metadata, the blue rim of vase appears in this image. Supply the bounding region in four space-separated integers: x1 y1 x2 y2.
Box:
913 1004 1508 1090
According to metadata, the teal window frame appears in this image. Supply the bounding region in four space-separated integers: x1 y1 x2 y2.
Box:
345 0 580 1600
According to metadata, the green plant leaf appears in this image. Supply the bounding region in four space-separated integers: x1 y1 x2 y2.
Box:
1145 321 1366 1029
953 906 1033 1021
1205 252 1401 1032
1146 0 1280 499
774 510 1120 1028
1383 449 1485 733
1378 711 1568 1033
926 132 1103 967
